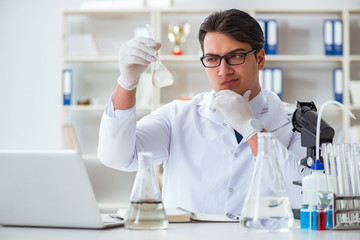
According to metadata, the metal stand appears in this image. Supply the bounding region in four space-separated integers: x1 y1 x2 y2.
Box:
333 195 360 230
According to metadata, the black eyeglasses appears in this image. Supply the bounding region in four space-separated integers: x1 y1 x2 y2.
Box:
200 49 256 68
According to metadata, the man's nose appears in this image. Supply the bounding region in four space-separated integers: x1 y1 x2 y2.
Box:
217 59 233 76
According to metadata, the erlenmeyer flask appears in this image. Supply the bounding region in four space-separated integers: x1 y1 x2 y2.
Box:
125 152 168 230
146 24 174 88
240 132 294 231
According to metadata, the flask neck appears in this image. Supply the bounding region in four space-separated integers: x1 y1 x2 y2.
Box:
257 132 276 156
138 152 153 170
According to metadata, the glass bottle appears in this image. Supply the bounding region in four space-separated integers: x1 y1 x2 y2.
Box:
317 204 326 230
240 132 294 231
326 205 333 229
300 204 310 229
124 152 168 230
311 205 318 230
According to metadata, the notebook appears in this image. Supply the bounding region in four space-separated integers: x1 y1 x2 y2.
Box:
0 150 124 229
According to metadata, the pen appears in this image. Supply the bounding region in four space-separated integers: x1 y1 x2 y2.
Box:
226 212 240 220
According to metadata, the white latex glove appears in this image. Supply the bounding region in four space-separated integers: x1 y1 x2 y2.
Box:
209 89 255 137
117 37 160 90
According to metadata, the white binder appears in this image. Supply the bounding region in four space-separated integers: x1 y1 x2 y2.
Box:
272 68 283 99
333 20 343 55
323 19 333 55
266 20 278 55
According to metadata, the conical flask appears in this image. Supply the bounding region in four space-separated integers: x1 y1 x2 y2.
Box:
125 152 168 230
146 24 174 88
240 132 294 231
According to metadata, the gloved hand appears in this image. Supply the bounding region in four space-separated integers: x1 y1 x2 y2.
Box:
117 37 160 90
210 89 257 139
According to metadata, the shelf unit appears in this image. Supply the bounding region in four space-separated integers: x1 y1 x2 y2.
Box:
60 7 360 157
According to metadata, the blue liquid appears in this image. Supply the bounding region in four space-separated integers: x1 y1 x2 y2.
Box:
311 209 317 230
326 209 333 229
300 211 310 229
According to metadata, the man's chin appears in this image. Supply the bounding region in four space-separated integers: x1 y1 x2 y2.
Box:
217 87 243 95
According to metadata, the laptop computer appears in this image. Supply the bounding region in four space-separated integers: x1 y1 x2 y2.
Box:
0 150 124 229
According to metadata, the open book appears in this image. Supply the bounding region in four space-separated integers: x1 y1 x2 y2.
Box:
117 207 239 223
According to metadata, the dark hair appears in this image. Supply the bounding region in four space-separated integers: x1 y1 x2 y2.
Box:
198 9 265 53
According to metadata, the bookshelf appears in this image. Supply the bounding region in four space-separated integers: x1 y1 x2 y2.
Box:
60 7 359 170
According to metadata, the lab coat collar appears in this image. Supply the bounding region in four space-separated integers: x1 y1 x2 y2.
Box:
263 90 294 132
196 91 225 126
248 89 266 118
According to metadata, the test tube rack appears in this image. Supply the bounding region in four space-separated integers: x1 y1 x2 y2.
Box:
333 195 360 230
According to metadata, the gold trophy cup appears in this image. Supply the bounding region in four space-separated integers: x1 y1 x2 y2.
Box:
168 23 190 55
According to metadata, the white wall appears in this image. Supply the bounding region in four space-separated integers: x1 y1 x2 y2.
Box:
1 0 360 150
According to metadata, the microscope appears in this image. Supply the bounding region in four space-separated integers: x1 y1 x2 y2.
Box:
292 101 335 168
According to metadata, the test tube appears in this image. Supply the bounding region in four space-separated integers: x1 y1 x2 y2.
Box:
350 143 360 196
334 144 349 226
328 144 339 195
322 143 335 193
352 144 360 225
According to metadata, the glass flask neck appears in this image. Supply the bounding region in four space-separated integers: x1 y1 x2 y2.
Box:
257 132 276 157
138 152 153 170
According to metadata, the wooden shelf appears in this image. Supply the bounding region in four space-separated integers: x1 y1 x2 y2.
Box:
63 54 344 63
62 105 106 111
253 9 343 15
63 9 151 16
61 105 152 112
266 55 343 62
63 56 117 63
350 55 360 62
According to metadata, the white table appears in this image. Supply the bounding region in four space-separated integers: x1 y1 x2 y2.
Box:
1 221 359 240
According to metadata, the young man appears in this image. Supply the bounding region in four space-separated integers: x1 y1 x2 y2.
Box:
98 9 307 214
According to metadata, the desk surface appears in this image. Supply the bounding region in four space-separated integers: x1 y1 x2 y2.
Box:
1 221 360 240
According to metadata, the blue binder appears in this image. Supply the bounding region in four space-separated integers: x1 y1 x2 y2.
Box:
266 20 278 55
333 19 343 55
323 19 333 55
333 68 343 103
257 19 267 53
63 68 72 105
272 68 283 99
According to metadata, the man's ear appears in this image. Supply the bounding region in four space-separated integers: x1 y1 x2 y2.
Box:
257 48 265 70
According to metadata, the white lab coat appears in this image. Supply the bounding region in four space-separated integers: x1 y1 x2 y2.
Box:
98 89 307 214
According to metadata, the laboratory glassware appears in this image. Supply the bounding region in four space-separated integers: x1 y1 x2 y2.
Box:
240 132 294 231
146 24 174 88
124 152 168 230
300 204 310 229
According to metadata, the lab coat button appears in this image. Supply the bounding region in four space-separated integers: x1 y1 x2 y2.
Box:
229 188 233 192
222 123 227 126
234 153 238 157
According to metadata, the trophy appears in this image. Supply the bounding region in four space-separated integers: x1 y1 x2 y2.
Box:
168 23 190 55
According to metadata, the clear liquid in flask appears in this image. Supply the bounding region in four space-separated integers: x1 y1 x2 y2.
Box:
241 196 294 231
125 201 168 230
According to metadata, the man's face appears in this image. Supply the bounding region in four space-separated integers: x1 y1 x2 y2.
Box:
203 32 265 99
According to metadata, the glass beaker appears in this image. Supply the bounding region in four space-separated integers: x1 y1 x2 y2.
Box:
124 152 168 230
240 132 294 231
